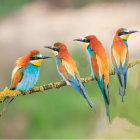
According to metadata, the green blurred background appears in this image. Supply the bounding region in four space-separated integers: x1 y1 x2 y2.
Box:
0 0 140 139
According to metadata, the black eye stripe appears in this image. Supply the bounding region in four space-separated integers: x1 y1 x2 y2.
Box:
119 31 128 36
30 57 40 60
53 48 59 52
83 39 90 42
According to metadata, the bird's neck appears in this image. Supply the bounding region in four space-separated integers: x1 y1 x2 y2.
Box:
121 39 128 47
114 35 128 47
28 62 40 69
87 45 92 56
56 55 59 63
58 51 71 60
56 53 75 65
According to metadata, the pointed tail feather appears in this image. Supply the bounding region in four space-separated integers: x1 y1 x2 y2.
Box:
70 80 96 112
0 97 15 117
104 100 111 123
78 85 96 112
119 84 125 102
97 77 110 104
97 77 110 122
84 93 96 112
103 83 110 123
117 73 127 102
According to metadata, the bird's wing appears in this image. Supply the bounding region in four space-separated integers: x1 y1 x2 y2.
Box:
57 59 71 83
112 45 128 80
10 66 25 90
58 59 95 111
58 59 79 84
95 53 109 83
120 46 128 67
95 54 110 104
112 45 128 71
112 46 121 67
90 51 99 79
111 45 115 66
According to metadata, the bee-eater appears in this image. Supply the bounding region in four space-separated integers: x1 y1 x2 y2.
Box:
111 28 138 102
1 50 51 115
45 42 96 112
74 35 110 121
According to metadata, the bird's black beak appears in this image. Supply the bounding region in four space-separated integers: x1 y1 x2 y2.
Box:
128 30 138 34
41 56 52 59
73 38 84 42
44 46 54 50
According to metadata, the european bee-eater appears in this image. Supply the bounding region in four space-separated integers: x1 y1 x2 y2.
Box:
111 28 138 102
45 42 96 112
1 50 51 115
74 35 110 121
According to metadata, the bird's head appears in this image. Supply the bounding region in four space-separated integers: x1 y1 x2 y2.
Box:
74 35 98 49
45 42 68 57
29 50 52 66
117 28 138 40
17 50 52 67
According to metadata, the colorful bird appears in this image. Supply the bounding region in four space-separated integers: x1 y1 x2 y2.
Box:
74 35 110 121
45 42 96 112
1 50 51 115
111 28 138 102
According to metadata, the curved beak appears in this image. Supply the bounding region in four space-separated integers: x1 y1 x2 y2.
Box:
41 56 52 59
73 38 84 42
129 30 138 34
44 46 55 50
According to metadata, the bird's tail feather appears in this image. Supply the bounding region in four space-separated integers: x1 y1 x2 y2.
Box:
97 78 109 104
84 94 96 112
0 97 15 117
119 74 125 102
104 99 111 123
103 85 110 123
3 97 10 103
119 84 125 102
71 81 96 112
79 85 96 112
102 83 110 122
97 78 110 122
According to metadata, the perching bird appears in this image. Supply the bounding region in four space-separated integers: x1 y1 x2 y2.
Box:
74 35 110 121
1 50 51 115
45 42 96 112
111 28 138 102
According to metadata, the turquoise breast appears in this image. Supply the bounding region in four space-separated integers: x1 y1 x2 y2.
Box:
16 63 40 92
87 46 96 79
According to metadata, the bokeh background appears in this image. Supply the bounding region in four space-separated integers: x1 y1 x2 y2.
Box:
0 0 140 138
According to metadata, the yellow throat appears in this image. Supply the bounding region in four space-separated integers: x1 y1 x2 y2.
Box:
31 59 43 66
82 42 89 48
121 34 130 40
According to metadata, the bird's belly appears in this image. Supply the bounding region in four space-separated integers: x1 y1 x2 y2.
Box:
16 64 40 92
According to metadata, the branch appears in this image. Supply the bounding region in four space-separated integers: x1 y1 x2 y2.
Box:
0 59 140 102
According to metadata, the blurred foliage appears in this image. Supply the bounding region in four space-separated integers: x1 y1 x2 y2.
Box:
0 0 30 18
0 0 122 18
72 0 103 8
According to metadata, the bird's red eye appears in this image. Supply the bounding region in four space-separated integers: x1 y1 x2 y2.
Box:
35 57 37 59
